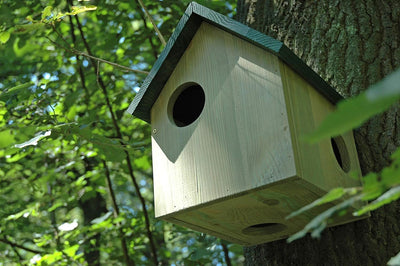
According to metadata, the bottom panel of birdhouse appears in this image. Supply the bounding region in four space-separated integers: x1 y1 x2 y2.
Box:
160 177 367 246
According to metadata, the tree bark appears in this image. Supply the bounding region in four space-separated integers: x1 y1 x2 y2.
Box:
237 1 400 265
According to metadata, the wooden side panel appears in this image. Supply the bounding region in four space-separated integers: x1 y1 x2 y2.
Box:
279 62 362 191
151 22 297 218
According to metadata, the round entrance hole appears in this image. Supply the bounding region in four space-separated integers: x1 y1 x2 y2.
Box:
168 83 205 127
331 136 351 173
242 223 287 236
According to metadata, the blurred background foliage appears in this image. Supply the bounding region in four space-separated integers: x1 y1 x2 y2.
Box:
0 0 243 265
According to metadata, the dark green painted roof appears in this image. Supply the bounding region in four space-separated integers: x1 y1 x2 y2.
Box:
127 2 343 123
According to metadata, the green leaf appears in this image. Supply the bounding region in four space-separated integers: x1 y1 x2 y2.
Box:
354 186 400 216
48 200 65 212
135 156 151 169
0 130 15 148
55 5 97 19
70 5 97 15
63 244 79 258
0 82 33 102
14 23 45 34
305 68 400 142
15 130 51 148
287 196 360 242
41 6 52 20
91 211 113 224
6 209 29 220
286 187 350 220
39 251 63 265
0 31 10 44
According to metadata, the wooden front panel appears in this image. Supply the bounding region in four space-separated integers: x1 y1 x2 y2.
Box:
151 22 296 217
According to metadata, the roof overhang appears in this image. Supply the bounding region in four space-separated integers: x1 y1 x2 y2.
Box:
127 2 343 123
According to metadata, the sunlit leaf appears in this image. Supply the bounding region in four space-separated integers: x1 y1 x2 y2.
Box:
48 200 65 212
91 211 113 224
39 251 63 265
354 186 400 216
6 209 29 220
287 196 360 242
305 68 400 142
55 5 97 19
134 156 151 169
15 130 51 148
0 31 10 44
0 130 15 148
41 6 52 20
70 5 97 14
58 220 79 231
286 187 355 220
63 244 79 258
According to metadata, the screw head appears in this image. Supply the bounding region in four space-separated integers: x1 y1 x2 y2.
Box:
152 128 157 134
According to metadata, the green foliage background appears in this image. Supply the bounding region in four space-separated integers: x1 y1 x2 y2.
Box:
0 0 242 265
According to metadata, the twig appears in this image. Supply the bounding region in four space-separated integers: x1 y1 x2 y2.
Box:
47 183 62 250
103 160 134 266
0 236 44 254
137 0 166 46
73 14 159 265
221 243 232 266
68 14 91 106
103 160 120 217
77 49 149 74
134 0 159 59
48 26 149 75
11 244 23 261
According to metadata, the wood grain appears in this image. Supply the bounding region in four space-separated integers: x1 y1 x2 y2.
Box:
151 22 296 217
279 62 362 191
150 22 365 245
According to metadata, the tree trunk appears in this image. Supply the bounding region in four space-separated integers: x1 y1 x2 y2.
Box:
237 1 400 265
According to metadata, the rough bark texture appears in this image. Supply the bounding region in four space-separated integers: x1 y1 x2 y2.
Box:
237 1 400 265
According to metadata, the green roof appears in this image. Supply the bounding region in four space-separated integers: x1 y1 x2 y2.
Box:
127 2 342 123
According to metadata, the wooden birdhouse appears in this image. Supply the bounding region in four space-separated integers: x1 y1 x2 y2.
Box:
127 2 365 245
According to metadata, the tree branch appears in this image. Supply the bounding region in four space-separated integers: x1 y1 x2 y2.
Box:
47 182 62 250
136 0 166 46
133 0 158 60
68 15 90 106
11 244 23 261
103 160 134 266
48 25 149 75
72 13 159 265
0 236 44 254
221 242 232 266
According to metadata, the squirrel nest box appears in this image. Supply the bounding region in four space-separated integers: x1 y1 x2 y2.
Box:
127 2 365 245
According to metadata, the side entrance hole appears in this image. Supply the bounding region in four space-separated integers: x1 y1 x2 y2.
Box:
331 136 351 173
